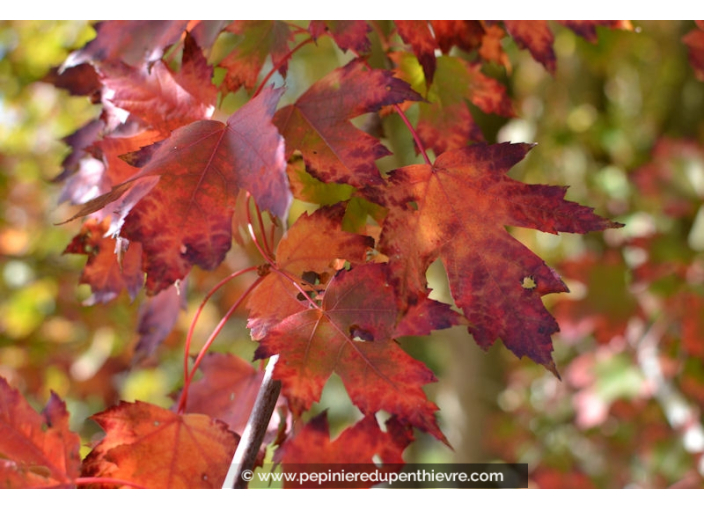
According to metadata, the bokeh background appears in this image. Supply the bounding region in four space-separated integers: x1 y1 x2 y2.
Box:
1 20 703 488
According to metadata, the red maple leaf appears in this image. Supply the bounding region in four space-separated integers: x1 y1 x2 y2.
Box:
81 401 239 488
394 21 438 86
99 35 216 134
273 59 423 190
0 378 81 488
175 32 219 105
219 21 293 94
275 412 412 488
254 263 446 442
308 21 372 54
180 353 288 439
502 20 632 73
503 21 557 73
430 20 485 55
66 20 189 67
66 86 290 295
63 218 143 304
247 204 374 340
394 294 465 338
379 143 621 375
478 24 512 70
42 62 101 99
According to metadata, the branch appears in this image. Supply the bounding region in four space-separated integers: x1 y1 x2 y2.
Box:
222 355 282 489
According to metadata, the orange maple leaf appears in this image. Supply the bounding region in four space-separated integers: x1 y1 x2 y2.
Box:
0 378 81 488
81 401 239 489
